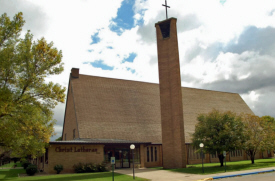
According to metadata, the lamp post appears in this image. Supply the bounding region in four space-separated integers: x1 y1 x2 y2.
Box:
200 143 204 173
130 144 135 180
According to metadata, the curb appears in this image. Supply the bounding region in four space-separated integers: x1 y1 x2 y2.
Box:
198 169 275 180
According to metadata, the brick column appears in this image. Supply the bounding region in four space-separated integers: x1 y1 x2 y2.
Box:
155 18 187 168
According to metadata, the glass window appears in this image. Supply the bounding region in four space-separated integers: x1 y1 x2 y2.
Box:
147 147 149 162
45 148 48 164
151 147 153 162
155 147 157 162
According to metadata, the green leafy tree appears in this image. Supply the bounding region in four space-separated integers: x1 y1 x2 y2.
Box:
0 12 66 158
242 114 275 164
261 116 275 131
55 136 62 141
192 109 246 166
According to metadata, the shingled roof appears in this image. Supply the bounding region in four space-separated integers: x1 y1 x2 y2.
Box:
62 69 254 144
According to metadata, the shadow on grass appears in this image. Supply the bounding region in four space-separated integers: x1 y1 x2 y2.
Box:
0 169 25 180
0 169 148 181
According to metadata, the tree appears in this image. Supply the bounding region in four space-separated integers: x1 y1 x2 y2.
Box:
0 12 66 158
55 136 62 141
261 116 275 131
242 114 275 164
192 109 246 166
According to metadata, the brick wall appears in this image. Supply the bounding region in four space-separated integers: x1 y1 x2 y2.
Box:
62 80 79 140
144 145 163 167
155 18 186 168
47 144 104 174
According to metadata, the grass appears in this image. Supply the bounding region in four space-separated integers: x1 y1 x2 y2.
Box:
157 158 275 175
0 169 149 181
0 162 22 168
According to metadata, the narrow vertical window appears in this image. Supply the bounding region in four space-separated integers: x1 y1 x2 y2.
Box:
73 129 75 139
147 147 149 162
155 147 157 161
45 148 48 164
65 134 67 140
151 147 153 162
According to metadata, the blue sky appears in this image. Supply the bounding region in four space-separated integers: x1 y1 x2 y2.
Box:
109 0 136 35
89 0 139 72
2 0 274 140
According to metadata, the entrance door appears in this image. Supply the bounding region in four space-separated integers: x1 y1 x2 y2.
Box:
115 149 129 168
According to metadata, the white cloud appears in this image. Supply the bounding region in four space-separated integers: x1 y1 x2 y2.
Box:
1 0 275 140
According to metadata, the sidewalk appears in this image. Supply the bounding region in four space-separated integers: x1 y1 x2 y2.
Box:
114 167 275 181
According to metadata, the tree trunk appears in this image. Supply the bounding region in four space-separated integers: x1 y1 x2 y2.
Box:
249 150 255 164
218 154 224 167
250 153 255 164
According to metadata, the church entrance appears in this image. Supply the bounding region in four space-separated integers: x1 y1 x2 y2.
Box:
114 149 130 168
104 147 130 168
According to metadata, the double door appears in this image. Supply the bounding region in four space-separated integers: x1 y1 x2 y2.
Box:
115 149 130 168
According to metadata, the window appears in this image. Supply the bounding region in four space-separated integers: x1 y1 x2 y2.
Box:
45 148 48 164
151 147 153 162
230 150 242 157
147 147 149 162
65 134 66 140
73 129 75 139
211 152 217 158
155 147 157 161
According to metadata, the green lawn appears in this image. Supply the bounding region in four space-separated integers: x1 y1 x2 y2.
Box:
159 158 275 175
0 162 22 168
0 169 149 181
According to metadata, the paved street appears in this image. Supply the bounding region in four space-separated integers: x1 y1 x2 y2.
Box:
219 172 275 181
115 167 275 181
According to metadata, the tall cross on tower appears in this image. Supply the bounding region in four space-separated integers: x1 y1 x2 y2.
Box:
162 0 170 19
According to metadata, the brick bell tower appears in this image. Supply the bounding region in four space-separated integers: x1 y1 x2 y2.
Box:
155 18 187 168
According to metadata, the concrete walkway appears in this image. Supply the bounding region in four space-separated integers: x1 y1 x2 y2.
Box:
114 167 275 181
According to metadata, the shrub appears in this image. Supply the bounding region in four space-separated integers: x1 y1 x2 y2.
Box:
73 162 107 173
22 160 31 170
96 162 107 172
54 164 63 174
85 163 97 172
26 164 38 176
73 162 86 173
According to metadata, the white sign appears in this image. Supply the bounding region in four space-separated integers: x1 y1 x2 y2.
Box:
111 157 115 164
223 151 226 157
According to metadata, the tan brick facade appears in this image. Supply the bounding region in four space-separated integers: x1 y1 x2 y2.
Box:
155 18 187 168
144 145 163 167
46 144 104 174
62 77 79 141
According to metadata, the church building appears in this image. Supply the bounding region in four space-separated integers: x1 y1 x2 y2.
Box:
40 18 271 174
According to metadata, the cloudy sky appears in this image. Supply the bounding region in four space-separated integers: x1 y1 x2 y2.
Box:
1 0 275 141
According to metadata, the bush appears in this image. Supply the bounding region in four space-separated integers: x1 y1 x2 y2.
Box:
73 162 86 173
85 163 97 172
54 164 63 174
26 164 38 176
96 162 107 172
73 162 106 173
22 160 31 169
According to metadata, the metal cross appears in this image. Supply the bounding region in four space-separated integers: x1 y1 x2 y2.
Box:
162 0 170 19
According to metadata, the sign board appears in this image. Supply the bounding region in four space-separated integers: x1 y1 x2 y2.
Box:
111 157 115 165
223 151 226 157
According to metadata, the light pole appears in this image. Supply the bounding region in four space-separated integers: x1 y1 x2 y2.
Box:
200 143 204 173
130 144 135 180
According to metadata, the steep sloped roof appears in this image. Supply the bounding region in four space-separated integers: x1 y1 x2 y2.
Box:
67 74 253 144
